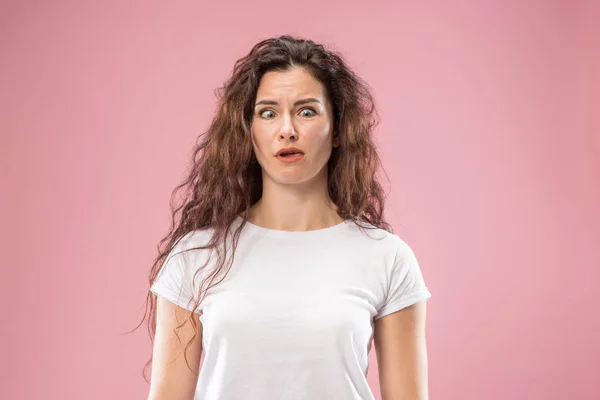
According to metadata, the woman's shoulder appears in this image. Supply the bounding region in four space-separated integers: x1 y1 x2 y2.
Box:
348 219 395 241
347 219 417 258
164 227 218 267
173 227 214 250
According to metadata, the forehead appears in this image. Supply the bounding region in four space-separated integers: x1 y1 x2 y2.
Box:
256 67 326 99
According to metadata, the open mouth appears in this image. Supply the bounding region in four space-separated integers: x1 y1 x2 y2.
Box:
278 151 303 157
276 151 305 163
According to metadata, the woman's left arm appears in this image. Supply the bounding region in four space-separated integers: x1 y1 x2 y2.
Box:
374 300 429 400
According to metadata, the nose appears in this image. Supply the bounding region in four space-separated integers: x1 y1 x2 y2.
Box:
278 114 297 141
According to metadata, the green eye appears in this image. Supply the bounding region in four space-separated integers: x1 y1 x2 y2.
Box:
300 108 316 117
260 110 275 119
258 108 316 119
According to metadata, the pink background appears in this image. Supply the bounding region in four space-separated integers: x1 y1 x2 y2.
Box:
2 1 599 399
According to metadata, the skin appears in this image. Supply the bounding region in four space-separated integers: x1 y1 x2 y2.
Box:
148 298 203 400
148 66 429 400
246 66 343 231
375 301 429 399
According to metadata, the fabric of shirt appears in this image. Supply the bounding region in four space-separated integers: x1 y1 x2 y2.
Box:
150 215 432 400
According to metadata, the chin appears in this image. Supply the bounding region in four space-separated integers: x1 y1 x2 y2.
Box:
276 174 308 185
263 169 309 185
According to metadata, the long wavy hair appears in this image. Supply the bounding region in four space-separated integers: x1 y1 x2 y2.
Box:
135 34 394 381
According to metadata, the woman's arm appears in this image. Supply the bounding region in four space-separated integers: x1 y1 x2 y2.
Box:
148 296 203 400
374 301 429 400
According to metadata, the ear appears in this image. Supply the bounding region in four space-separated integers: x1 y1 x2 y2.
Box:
332 133 340 148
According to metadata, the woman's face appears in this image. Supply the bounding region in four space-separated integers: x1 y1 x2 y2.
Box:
251 67 339 186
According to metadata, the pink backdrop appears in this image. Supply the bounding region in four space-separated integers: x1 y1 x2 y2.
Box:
2 1 598 399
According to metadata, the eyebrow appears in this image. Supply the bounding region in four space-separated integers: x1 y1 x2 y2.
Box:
254 97 322 107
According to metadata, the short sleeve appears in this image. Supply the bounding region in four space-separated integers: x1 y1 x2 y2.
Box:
150 236 202 314
375 236 432 320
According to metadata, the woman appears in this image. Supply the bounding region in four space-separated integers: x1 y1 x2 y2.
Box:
144 35 432 400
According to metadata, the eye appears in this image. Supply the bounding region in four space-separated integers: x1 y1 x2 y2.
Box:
299 108 317 117
259 109 276 119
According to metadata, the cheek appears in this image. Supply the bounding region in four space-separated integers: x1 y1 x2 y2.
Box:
311 119 332 143
313 123 334 149
250 127 271 162
251 127 264 150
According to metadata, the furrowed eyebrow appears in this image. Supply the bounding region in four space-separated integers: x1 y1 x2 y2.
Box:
254 98 322 107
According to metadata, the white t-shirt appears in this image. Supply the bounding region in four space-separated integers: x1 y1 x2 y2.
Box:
150 215 432 400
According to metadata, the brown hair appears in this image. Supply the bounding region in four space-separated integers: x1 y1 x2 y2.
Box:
135 34 394 381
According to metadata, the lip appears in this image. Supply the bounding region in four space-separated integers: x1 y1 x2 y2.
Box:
276 153 304 163
275 147 304 157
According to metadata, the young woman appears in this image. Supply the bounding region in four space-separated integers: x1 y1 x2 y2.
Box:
144 35 432 400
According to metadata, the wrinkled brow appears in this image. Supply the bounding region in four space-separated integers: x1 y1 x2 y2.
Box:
254 98 322 107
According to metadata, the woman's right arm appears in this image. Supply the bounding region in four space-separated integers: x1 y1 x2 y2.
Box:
148 296 203 400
